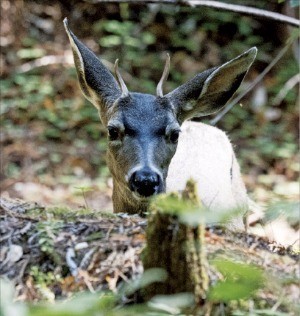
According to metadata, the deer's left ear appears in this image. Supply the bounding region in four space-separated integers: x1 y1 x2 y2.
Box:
166 47 257 122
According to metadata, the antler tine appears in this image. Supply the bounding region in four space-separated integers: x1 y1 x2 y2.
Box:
156 53 170 97
114 59 129 97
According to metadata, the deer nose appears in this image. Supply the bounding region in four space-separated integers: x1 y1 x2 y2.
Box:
129 169 160 197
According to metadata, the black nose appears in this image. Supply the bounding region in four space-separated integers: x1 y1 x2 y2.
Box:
129 169 160 197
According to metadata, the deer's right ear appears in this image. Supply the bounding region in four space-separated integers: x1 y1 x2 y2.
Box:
166 48 257 123
63 18 121 110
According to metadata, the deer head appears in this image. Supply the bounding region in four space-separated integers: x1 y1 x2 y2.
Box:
64 18 257 213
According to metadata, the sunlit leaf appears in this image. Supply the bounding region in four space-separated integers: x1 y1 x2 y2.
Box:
120 268 168 296
209 259 264 302
99 35 122 47
148 292 195 314
151 194 243 227
17 48 46 59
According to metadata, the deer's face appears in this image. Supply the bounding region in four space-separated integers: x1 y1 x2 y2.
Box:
64 18 257 202
106 93 180 198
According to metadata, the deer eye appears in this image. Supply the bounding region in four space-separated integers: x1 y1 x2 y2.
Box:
108 126 120 141
169 130 180 144
124 126 136 137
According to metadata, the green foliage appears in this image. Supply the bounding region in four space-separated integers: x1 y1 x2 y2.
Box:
27 205 116 222
36 221 63 264
220 103 298 173
96 20 155 49
270 56 299 104
30 266 61 292
0 262 265 316
1 69 103 142
17 48 46 59
1 74 53 115
209 259 264 302
232 309 290 316
119 268 168 298
29 293 117 316
0 271 190 316
148 293 195 315
151 193 198 216
152 193 242 227
74 186 94 209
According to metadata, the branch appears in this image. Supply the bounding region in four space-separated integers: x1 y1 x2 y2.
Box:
15 53 134 82
186 1 299 27
15 54 73 73
272 73 300 106
90 0 300 27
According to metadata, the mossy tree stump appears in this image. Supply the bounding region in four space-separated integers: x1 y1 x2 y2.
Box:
142 180 209 305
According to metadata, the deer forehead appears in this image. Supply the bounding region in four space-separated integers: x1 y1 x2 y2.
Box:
107 92 178 132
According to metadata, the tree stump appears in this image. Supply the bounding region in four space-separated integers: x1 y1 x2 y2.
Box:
142 180 209 305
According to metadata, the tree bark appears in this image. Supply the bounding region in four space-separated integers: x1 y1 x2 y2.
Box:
142 180 209 305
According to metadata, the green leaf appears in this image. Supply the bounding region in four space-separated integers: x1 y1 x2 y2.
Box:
251 309 291 316
151 193 243 227
209 260 264 302
99 35 122 47
17 48 45 59
209 281 255 302
148 293 195 314
121 268 168 296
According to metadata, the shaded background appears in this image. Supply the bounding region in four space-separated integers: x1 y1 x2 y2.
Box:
1 0 299 213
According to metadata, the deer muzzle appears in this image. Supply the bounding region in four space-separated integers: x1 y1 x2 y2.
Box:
129 167 162 198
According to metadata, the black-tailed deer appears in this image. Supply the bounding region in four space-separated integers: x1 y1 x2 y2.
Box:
64 19 257 228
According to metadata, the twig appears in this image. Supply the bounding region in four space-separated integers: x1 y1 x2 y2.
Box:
15 53 134 82
16 257 30 283
66 247 78 276
210 42 292 125
105 224 115 240
89 0 299 27
272 73 300 106
15 55 73 73
78 270 95 293
1 211 40 222
79 248 96 270
186 1 299 27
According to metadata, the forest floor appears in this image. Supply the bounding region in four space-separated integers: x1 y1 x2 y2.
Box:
0 197 299 314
